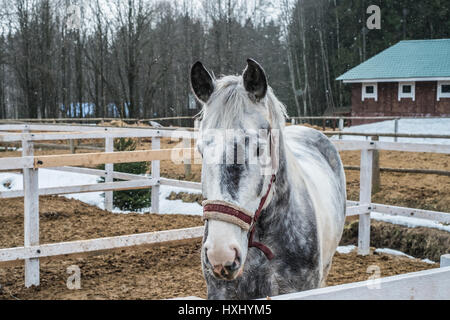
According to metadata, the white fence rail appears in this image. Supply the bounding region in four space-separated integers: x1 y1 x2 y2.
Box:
0 123 449 297
266 266 450 300
0 227 204 263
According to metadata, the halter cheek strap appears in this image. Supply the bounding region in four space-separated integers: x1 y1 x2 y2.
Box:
247 174 276 260
202 174 276 260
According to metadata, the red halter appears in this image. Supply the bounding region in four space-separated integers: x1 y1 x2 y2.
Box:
202 174 276 260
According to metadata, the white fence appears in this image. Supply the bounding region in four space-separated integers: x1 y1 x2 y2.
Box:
266 266 450 300
0 123 449 299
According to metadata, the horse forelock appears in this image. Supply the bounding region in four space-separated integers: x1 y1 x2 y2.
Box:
199 75 287 130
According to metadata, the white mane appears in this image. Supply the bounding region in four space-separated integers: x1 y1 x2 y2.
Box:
199 75 288 130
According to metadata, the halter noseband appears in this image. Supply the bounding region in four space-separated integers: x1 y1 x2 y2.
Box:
202 129 277 260
202 174 275 260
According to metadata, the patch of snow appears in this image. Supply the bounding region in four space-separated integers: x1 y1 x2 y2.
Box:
336 245 356 254
337 246 437 264
331 118 450 144
374 248 415 259
371 212 450 233
421 258 436 264
0 169 104 208
149 121 163 128
375 248 436 264
0 169 203 216
157 185 202 216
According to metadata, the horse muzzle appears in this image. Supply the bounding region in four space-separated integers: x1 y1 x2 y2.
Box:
210 253 243 280
202 174 277 263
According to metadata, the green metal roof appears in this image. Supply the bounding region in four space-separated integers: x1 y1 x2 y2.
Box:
336 39 450 81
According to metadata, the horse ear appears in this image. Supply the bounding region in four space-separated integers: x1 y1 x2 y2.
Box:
243 59 268 101
191 61 214 103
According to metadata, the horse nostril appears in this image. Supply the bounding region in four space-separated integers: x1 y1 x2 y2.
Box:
223 259 240 274
234 250 242 265
230 246 241 260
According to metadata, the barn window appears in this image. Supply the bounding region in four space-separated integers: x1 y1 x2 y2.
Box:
437 81 450 101
398 82 415 101
362 83 377 101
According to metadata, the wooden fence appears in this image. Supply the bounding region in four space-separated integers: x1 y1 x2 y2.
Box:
0 123 449 299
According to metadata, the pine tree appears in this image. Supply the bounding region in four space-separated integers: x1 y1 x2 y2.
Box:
99 138 150 211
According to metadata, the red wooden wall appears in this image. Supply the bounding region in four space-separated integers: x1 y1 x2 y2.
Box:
351 82 450 124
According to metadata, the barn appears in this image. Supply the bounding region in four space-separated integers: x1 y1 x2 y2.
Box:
337 39 450 122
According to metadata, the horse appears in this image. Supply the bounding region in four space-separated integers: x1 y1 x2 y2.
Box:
190 59 346 300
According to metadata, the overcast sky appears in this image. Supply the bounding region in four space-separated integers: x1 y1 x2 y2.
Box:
0 0 283 34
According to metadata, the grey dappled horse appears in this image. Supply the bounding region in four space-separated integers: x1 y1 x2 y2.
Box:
191 59 346 300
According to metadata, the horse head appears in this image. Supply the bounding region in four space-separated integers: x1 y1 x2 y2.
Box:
190 59 286 281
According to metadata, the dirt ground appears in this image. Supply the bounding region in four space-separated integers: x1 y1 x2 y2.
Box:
0 125 448 300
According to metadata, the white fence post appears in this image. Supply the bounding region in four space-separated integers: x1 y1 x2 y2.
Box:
358 148 373 255
22 135 40 287
441 254 450 268
394 119 399 142
105 137 114 211
151 136 161 213
183 138 191 177
291 118 296 125
338 118 344 140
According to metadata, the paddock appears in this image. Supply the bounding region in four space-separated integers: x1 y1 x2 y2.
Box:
0 122 449 300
